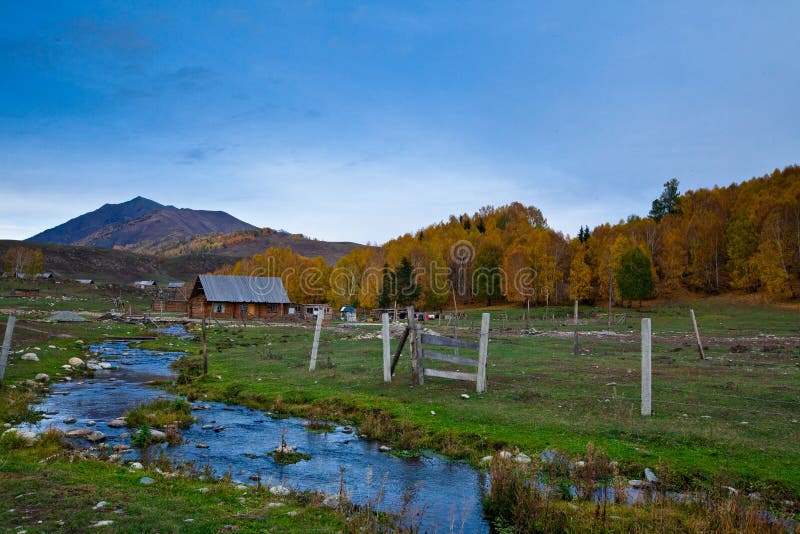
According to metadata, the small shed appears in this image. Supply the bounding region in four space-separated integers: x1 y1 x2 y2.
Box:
133 280 157 289
340 306 357 322
75 279 94 285
189 274 290 319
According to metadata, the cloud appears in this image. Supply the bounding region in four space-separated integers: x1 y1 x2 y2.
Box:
178 143 225 164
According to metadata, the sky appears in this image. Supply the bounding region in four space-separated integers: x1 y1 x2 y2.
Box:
1 1 799 244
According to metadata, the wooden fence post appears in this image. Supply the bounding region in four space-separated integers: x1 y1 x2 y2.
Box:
382 313 391 382
641 318 652 416
309 311 323 372
201 318 208 376
0 316 16 382
407 306 423 386
572 300 580 356
690 309 705 360
476 313 490 393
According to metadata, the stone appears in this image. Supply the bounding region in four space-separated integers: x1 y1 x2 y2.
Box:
497 450 512 459
213 425 227 433
460 394 470 399
235 484 247 490
479 455 493 464
119 432 130 439
644 468 658 483
514 452 532 464
198 487 209 493
91 520 114 527
201 424 213 430
87 364 101 371
86 420 96 427
129 462 144 470
3 428 37 446
99 362 113 370
86 431 106 443
108 419 127 428
628 479 643 487
430 410 436 415
93 501 107 510
61 365 73 370
196 443 209 449
267 502 284 508
35 373 50 382
341 426 353 434
322 494 341 508
269 485 290 496
65 428 93 438
21 353 39 361
379 445 392 452
139 477 154 485
68 357 85 368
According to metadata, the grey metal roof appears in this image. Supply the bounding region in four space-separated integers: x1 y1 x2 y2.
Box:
168 282 185 288
134 280 156 286
197 274 290 303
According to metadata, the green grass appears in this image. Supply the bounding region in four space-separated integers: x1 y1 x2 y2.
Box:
0 442 345 533
125 398 195 429
171 300 799 505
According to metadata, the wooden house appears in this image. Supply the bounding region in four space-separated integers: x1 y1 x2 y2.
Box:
188 274 290 319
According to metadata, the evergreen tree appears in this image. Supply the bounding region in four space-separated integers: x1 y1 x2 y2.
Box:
377 263 395 308
649 178 683 221
476 217 486 233
395 257 420 306
474 242 503 305
616 245 655 307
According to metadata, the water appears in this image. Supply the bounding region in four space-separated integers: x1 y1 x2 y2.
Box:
22 335 490 533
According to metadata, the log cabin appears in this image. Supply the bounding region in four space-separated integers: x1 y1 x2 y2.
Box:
188 274 290 319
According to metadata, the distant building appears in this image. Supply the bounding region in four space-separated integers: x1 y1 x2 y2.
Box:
301 303 332 319
74 279 94 285
133 280 157 289
167 282 185 289
340 306 357 322
188 274 290 319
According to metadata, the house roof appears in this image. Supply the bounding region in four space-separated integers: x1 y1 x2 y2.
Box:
134 280 156 286
194 275 290 304
167 282 185 288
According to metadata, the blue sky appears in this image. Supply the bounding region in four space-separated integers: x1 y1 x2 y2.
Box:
1 1 798 244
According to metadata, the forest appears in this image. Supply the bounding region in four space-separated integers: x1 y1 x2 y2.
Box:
219 165 800 308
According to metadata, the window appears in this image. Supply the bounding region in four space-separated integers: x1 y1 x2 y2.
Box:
213 303 225 314
268 304 277 313
240 303 248 315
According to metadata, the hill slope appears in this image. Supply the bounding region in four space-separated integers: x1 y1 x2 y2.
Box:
75 208 257 250
27 196 171 245
1 240 234 284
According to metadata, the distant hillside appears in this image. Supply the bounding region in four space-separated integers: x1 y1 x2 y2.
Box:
0 240 234 285
25 197 359 265
75 208 256 251
148 228 361 265
27 196 171 245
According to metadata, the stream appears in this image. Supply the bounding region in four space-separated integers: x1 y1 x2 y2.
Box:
20 331 490 533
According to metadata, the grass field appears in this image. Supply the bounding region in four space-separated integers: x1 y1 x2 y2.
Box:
167 296 799 507
1 292 798 531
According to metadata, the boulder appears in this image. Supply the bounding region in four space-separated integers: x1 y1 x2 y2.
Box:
269 485 290 496
139 477 154 485
86 431 106 442
99 362 113 370
108 418 127 428
68 357 85 368
3 428 37 446
35 373 50 382
65 428 93 439
21 353 39 361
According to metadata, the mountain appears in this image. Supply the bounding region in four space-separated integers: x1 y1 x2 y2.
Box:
147 228 361 265
26 197 361 266
75 208 257 250
27 196 171 245
27 196 256 252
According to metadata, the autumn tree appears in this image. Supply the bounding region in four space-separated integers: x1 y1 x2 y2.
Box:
3 246 44 275
568 245 593 302
616 245 655 307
